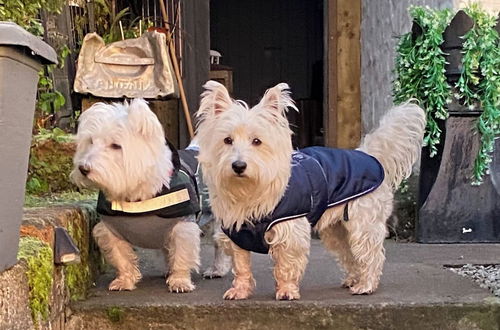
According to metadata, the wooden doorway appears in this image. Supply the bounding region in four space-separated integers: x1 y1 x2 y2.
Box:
210 0 324 147
324 0 361 149
210 0 361 149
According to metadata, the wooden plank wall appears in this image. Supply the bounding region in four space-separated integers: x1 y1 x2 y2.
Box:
181 0 210 148
325 0 361 148
210 0 323 105
210 0 324 147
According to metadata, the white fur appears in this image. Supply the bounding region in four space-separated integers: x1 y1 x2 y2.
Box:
196 81 296 231
202 223 233 279
196 81 426 300
72 99 201 292
71 99 173 202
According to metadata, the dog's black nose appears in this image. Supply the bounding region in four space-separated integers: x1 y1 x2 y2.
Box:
232 160 247 175
79 165 90 176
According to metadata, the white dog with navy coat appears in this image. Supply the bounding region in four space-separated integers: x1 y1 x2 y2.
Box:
195 81 426 300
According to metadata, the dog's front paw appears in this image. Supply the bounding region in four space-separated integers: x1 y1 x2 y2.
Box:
349 282 375 295
108 277 137 291
275 284 300 301
341 276 359 288
166 277 195 293
223 287 251 300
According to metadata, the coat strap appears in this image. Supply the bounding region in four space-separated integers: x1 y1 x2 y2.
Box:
343 202 349 222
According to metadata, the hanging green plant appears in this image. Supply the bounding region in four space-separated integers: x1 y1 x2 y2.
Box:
393 6 453 157
394 4 500 184
455 4 500 184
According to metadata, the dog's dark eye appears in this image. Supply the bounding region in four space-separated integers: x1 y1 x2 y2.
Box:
89 138 93 145
110 143 122 150
224 137 233 145
252 138 262 146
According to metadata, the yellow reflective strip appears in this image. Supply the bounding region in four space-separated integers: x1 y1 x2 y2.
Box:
111 189 190 213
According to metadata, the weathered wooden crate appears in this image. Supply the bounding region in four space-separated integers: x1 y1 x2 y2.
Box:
416 11 500 243
81 96 180 149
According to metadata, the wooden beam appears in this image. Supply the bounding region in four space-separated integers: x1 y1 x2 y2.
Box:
325 0 361 148
180 0 210 147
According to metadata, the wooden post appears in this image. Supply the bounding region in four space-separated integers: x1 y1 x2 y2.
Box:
159 0 195 139
325 0 361 148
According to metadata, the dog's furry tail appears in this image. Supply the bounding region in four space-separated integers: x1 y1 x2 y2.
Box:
359 102 426 190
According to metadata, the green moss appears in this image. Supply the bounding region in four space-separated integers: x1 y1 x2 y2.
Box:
17 237 54 324
65 263 91 301
106 307 125 323
24 190 97 207
460 309 500 330
65 218 91 301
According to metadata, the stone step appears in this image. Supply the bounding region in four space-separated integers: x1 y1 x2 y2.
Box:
67 240 500 330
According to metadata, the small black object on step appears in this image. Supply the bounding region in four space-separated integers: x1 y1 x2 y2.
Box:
54 227 81 265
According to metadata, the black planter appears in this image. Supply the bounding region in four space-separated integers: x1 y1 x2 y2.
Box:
417 112 500 243
416 11 500 243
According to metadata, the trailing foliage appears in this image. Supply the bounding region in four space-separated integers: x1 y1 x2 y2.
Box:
455 4 500 184
394 4 500 183
393 6 453 157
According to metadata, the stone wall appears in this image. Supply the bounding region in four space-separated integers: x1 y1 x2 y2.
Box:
0 204 100 330
360 0 454 134
0 264 35 329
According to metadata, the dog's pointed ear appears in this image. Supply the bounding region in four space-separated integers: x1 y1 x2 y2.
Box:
196 80 233 120
127 99 164 138
257 83 298 117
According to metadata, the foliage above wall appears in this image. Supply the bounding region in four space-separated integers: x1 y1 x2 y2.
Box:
0 0 64 35
393 4 500 184
26 128 76 196
0 0 68 130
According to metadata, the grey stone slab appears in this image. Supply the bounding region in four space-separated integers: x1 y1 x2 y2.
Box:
75 239 499 309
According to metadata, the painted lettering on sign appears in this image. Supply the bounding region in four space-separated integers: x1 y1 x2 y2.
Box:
95 79 151 91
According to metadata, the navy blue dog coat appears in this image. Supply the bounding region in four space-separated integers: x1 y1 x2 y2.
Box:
222 147 385 254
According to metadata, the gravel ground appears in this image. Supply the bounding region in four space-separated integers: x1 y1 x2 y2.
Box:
449 264 500 297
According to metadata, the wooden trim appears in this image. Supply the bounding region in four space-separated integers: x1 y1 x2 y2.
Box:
181 0 210 147
325 0 361 148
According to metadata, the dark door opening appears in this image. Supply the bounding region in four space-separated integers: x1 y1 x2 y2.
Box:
210 0 324 147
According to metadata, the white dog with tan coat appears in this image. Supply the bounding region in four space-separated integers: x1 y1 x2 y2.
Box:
71 99 202 293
